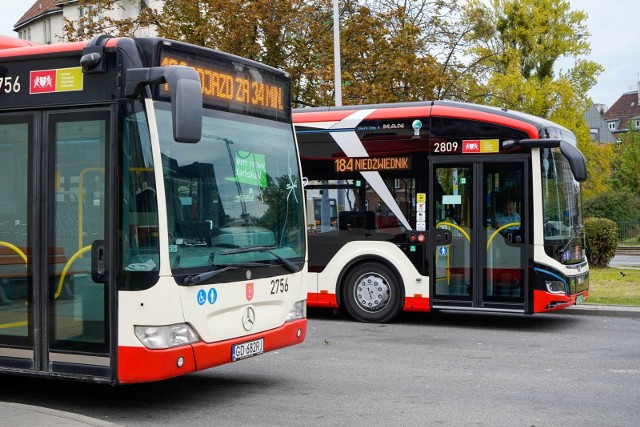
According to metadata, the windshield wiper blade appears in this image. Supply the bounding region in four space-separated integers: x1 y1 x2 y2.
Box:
183 265 239 286
182 261 268 286
221 246 301 273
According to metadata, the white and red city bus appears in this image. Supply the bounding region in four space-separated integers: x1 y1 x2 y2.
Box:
0 35 307 383
294 102 589 322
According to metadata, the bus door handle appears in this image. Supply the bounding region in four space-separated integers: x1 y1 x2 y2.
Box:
435 230 451 245
91 240 108 283
506 233 522 244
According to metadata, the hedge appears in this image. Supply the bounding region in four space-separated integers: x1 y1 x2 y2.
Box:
585 217 618 267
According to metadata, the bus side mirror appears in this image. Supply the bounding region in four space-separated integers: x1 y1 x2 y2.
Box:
125 66 203 143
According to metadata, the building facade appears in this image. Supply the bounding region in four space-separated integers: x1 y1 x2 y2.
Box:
14 0 162 44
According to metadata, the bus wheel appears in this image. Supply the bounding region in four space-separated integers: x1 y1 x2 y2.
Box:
342 262 402 323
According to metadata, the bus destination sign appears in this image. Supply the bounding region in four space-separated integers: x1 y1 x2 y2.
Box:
335 156 411 173
159 47 289 120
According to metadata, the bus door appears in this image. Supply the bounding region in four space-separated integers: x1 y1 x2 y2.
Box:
429 157 529 312
0 109 113 381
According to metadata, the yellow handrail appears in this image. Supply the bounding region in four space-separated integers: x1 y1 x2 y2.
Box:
435 221 471 242
0 241 28 264
486 222 521 250
55 245 92 299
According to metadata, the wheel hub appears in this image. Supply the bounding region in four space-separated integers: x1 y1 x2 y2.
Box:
354 273 390 312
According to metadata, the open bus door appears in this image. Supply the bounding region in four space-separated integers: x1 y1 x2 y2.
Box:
429 156 530 313
0 108 114 382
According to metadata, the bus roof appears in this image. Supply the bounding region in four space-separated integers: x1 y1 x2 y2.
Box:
293 100 574 141
0 36 89 59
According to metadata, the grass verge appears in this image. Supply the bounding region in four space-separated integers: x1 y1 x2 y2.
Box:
587 267 640 306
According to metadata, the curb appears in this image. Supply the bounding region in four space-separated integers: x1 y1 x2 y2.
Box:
0 401 122 427
563 304 640 318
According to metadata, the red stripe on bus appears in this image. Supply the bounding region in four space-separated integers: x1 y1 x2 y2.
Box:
366 106 430 120
193 319 306 372
533 289 589 313
118 319 306 384
403 296 431 312
293 110 358 123
307 292 339 308
431 105 539 138
118 345 197 384
0 41 87 59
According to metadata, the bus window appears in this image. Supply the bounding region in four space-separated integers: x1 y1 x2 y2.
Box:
119 104 160 291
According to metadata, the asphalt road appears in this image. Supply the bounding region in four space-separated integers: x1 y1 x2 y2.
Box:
609 254 640 268
1 310 639 426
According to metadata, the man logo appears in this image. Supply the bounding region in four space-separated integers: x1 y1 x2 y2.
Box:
246 282 254 301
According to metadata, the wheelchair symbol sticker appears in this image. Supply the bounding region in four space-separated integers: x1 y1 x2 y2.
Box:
197 289 207 306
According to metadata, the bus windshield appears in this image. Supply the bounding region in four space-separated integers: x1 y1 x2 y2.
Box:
541 147 585 264
154 103 304 270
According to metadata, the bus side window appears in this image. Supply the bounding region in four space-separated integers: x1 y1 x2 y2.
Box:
339 211 375 232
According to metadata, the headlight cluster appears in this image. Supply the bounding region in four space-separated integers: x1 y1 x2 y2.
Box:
135 323 200 349
286 300 307 322
545 280 566 294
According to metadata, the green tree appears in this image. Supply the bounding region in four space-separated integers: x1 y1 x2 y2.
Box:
61 0 476 107
584 191 640 224
612 124 640 193
463 0 603 114
580 141 615 199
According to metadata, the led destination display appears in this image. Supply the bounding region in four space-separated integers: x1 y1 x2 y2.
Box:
159 46 290 120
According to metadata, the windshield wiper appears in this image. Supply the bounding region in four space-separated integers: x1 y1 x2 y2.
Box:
182 265 239 286
221 246 301 273
182 262 264 286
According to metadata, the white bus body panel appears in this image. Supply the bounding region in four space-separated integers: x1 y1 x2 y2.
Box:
311 241 429 299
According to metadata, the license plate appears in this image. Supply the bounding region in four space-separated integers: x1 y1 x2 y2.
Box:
576 294 584 305
232 338 264 361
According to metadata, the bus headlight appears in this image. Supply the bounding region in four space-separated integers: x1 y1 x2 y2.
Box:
286 300 306 322
545 280 566 294
134 323 200 349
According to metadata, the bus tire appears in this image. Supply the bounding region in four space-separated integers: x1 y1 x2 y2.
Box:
342 261 402 323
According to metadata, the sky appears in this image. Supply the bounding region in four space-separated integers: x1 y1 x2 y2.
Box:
0 0 638 109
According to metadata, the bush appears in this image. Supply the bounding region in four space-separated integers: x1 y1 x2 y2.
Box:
584 191 640 223
585 217 618 267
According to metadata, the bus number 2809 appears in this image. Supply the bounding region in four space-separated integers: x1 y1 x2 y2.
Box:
434 141 459 153
270 278 289 294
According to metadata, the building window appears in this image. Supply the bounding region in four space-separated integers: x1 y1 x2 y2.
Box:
608 121 617 131
43 19 51 44
590 128 599 142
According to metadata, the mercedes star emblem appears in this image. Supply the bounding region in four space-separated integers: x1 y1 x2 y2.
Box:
242 306 256 331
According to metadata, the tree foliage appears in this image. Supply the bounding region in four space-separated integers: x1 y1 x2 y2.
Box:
584 191 640 224
462 0 602 115
584 217 618 267
580 141 615 199
62 0 481 107
612 125 640 193
61 0 148 41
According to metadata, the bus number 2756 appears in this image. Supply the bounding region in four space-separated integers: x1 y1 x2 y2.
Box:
0 76 21 94
271 278 289 294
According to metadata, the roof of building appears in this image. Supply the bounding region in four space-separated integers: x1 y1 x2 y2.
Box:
602 90 640 132
14 0 62 30
584 103 616 143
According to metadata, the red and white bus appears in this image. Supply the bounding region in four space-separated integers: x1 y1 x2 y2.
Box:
294 102 589 322
0 35 307 383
